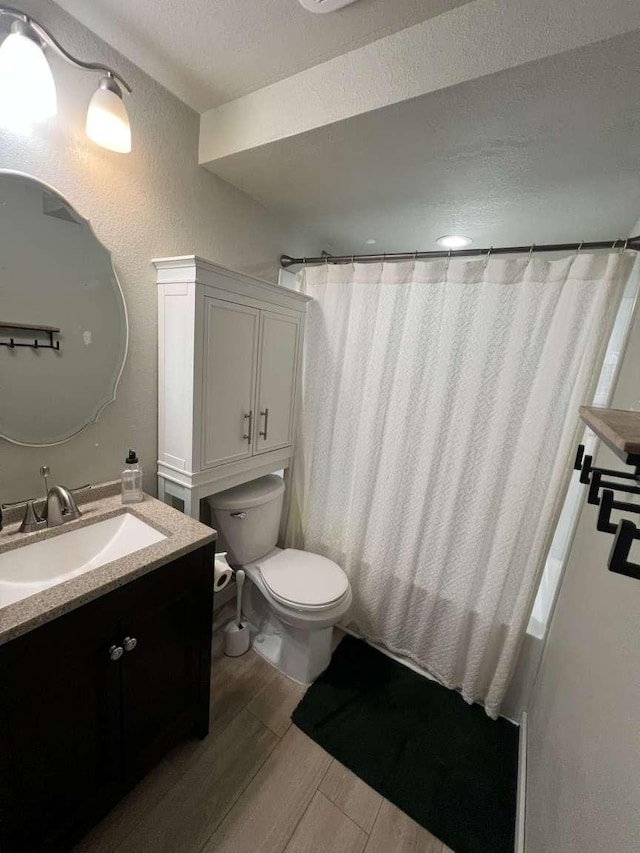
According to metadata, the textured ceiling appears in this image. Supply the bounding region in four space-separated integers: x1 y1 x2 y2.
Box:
209 32 640 254
53 0 471 112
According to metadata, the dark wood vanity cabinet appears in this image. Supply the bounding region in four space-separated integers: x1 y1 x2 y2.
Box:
0 543 215 853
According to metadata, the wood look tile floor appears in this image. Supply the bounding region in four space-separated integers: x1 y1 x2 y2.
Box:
75 629 452 853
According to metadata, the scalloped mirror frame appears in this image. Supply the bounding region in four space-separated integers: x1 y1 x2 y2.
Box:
0 170 129 447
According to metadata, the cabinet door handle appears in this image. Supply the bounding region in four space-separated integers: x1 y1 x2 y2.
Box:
259 408 269 440
123 636 138 653
109 644 124 661
243 411 253 443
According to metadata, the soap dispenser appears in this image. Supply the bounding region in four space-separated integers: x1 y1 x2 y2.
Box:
121 450 143 504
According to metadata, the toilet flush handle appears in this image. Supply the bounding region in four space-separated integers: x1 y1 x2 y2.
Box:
230 512 246 520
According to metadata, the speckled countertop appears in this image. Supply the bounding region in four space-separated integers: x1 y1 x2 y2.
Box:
0 481 216 646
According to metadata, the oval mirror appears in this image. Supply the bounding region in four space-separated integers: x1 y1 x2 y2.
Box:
0 172 128 446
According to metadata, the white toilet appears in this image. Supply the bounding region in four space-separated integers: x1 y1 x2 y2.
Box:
208 475 351 683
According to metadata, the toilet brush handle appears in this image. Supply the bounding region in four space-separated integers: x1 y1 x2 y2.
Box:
235 569 245 628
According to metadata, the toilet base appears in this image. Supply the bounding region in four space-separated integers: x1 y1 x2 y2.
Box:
251 614 333 684
240 559 349 684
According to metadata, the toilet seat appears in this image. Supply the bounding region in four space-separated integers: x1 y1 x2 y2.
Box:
257 548 349 612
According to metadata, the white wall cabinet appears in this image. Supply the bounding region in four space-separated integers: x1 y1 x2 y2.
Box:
201 298 260 470
255 311 300 454
155 256 310 518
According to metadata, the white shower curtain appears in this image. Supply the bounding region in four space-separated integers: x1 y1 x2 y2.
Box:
290 252 634 718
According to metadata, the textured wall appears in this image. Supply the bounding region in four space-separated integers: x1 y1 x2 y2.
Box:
199 0 640 164
0 0 317 504
525 307 640 852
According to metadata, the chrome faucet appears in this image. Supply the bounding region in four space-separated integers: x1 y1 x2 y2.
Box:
40 467 82 528
43 484 83 527
14 467 84 533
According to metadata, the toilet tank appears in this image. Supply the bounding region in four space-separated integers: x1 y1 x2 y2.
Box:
208 475 285 566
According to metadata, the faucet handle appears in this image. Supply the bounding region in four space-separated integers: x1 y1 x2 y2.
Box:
19 501 46 533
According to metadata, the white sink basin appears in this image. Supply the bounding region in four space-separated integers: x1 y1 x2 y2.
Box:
0 513 167 609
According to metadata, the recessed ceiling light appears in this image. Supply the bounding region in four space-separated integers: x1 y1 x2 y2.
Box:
298 0 361 12
365 239 376 245
436 235 472 249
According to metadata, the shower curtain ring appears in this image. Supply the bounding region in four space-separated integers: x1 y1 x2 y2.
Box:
623 238 629 251
576 241 583 256
351 254 355 264
444 248 452 279
484 246 493 267
529 244 535 259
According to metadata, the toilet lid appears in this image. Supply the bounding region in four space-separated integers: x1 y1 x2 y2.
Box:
257 549 349 610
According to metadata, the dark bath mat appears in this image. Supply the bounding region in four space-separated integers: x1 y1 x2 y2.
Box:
292 634 519 853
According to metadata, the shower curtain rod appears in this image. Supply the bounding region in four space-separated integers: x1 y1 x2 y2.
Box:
280 235 640 268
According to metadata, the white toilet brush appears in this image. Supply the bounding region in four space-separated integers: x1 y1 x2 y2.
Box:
223 568 251 656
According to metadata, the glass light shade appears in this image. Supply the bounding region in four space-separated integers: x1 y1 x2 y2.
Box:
86 79 131 153
436 235 472 249
0 29 57 126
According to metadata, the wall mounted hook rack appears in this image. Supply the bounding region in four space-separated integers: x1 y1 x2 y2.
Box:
574 441 640 580
0 322 60 351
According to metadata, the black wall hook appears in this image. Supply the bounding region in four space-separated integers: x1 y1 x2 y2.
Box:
597 489 640 534
608 520 640 580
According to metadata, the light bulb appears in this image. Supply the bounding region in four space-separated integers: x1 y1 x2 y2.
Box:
86 76 131 153
436 235 472 249
0 21 57 127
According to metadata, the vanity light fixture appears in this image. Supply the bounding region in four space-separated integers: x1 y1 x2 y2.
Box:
0 6 132 152
0 18 56 123
436 235 473 249
86 75 131 154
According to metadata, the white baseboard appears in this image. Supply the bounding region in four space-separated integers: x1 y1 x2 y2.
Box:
515 711 528 853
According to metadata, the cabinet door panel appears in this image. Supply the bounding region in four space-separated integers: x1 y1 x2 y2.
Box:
119 549 213 779
201 297 259 469
0 594 121 852
255 311 300 454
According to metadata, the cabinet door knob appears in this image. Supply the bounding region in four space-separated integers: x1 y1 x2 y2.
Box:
123 636 138 652
243 411 253 443
259 408 269 440
109 644 124 661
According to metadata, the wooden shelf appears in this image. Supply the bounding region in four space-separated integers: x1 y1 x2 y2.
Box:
579 406 640 465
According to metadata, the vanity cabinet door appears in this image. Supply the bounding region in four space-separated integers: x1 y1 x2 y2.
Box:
0 593 122 853
201 297 260 469
254 311 300 454
118 547 213 780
